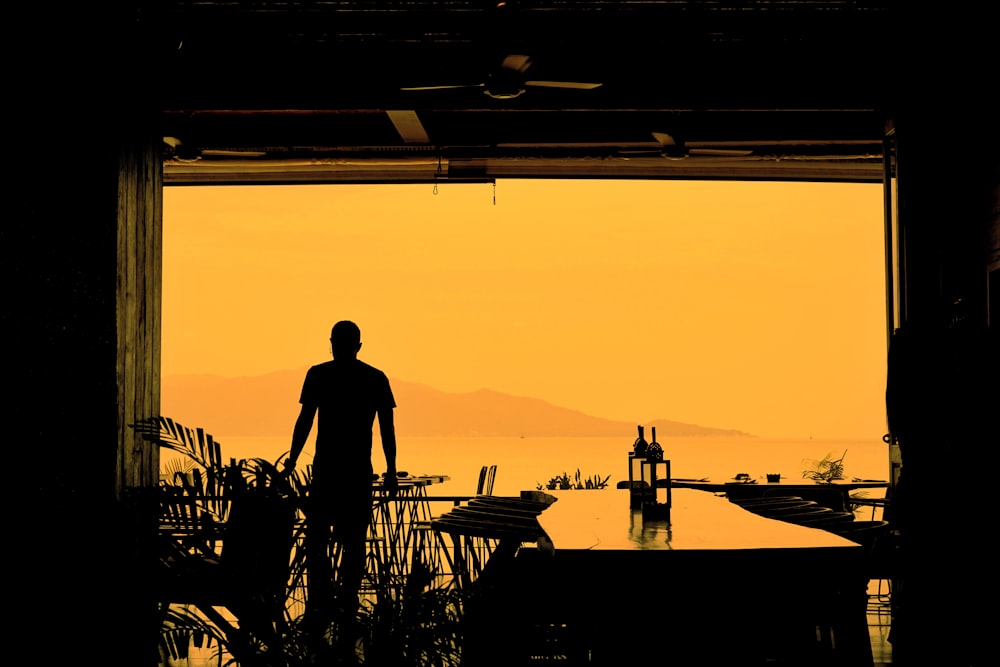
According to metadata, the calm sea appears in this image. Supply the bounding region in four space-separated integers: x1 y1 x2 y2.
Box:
172 435 892 497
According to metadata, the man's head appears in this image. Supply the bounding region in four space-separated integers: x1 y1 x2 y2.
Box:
330 320 362 358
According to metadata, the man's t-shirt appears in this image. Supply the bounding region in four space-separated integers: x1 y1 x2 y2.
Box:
300 358 396 479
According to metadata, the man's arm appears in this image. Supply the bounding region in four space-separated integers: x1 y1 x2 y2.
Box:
377 405 398 496
284 403 317 474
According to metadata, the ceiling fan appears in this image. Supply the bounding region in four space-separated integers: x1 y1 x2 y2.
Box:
400 54 602 100
621 132 754 160
163 136 266 162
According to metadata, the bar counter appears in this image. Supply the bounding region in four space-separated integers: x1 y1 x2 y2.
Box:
462 488 873 666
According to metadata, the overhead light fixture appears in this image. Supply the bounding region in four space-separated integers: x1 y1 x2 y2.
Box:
163 136 202 162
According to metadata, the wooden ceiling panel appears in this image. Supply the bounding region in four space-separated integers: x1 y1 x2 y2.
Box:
151 1 896 184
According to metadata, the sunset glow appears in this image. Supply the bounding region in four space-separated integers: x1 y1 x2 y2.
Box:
163 179 887 439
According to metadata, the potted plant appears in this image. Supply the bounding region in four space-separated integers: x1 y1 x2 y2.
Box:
536 468 611 490
800 450 847 483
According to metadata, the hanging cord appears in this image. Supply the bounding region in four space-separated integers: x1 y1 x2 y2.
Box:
433 153 442 195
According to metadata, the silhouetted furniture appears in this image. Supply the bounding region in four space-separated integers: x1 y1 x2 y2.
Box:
463 488 872 666
851 496 891 521
830 520 898 611
729 496 813 513
790 509 857 529
731 494 859 531
157 472 298 662
675 478 889 515
431 492 553 590
762 485 852 512
369 473 450 587
411 467 496 587
477 464 497 496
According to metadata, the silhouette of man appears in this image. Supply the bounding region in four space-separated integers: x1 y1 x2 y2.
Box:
283 320 398 652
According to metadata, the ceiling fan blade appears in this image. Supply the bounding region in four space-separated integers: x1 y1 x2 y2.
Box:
501 54 532 73
651 131 680 147
689 148 754 157
400 83 485 91
386 110 431 144
524 80 603 90
201 148 267 157
618 146 664 156
650 132 753 157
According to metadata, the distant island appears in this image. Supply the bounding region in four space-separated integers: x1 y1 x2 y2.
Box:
161 368 755 439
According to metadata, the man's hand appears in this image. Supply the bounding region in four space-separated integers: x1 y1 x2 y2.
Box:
383 474 399 499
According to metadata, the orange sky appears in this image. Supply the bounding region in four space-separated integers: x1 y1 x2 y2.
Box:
162 179 887 439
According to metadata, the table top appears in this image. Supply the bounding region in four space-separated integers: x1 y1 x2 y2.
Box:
536 488 861 552
371 474 450 490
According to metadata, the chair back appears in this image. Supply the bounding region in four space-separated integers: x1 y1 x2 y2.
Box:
477 464 497 496
792 510 856 528
219 472 297 603
778 486 849 512
750 501 820 518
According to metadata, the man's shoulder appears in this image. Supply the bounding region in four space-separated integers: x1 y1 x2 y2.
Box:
308 359 388 379
305 360 336 376
356 360 388 375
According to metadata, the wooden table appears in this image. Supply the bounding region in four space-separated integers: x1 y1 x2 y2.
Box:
463 488 873 666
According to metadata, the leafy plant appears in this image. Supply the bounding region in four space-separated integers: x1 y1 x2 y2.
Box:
536 468 611 490
801 450 847 483
161 455 197 483
133 415 471 667
158 604 228 666
358 561 465 667
133 415 228 471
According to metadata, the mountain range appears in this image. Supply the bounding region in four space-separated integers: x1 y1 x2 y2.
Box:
161 367 754 439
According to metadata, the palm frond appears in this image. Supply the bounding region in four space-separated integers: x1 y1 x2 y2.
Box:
159 604 228 664
801 450 848 482
160 455 196 481
131 415 225 471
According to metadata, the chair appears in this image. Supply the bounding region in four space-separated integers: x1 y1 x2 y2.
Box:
731 496 806 509
849 496 890 521
156 472 298 657
469 465 499 564
478 464 497 496
830 520 897 611
764 485 849 512
432 493 553 591
792 510 856 529
415 464 498 588
733 497 816 518
777 506 836 525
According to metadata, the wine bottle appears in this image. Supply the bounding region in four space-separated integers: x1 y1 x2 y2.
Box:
647 426 663 462
633 425 648 458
